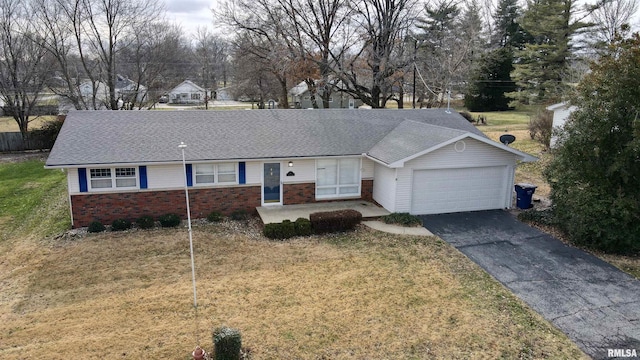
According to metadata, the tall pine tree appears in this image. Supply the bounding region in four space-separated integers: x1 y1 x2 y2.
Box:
509 0 588 105
464 0 523 111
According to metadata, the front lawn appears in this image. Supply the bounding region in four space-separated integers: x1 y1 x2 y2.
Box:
0 224 587 359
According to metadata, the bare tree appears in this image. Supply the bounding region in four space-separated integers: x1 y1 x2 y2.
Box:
32 0 86 110
118 21 187 109
216 0 296 107
80 0 164 110
193 28 231 109
0 0 52 138
275 0 353 108
590 0 638 44
334 0 417 108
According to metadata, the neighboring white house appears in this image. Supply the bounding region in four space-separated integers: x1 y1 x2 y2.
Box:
45 109 536 228
77 75 147 109
168 80 208 105
289 81 363 109
547 102 578 148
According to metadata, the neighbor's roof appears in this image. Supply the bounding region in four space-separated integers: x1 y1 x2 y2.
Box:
46 109 534 167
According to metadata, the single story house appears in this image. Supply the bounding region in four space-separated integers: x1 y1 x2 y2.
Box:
169 80 207 105
45 109 536 228
289 81 363 109
547 102 578 148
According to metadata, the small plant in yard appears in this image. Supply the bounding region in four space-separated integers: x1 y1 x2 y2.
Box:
87 221 106 233
294 217 313 236
264 218 313 239
381 213 422 227
111 218 132 231
158 213 181 228
207 211 223 222
310 209 362 234
213 326 242 360
135 215 155 229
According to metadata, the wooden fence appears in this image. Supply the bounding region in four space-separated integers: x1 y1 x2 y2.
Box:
0 132 51 152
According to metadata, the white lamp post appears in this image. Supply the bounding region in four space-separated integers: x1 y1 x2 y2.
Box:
179 142 198 309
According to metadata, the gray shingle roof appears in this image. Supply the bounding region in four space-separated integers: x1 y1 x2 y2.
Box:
46 109 488 167
367 120 467 164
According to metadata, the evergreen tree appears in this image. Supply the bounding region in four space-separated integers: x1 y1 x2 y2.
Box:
492 0 531 49
509 0 588 105
545 34 640 254
464 48 515 111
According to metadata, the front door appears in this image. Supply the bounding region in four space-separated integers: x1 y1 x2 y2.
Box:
262 162 281 205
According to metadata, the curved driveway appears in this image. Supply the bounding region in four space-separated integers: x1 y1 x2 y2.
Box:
420 210 640 360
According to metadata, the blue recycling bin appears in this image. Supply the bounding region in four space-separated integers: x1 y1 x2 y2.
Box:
515 183 537 209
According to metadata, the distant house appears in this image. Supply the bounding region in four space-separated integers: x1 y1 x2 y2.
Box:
289 81 363 109
77 75 147 109
547 102 578 148
46 109 536 228
214 86 234 101
169 80 208 105
115 75 147 106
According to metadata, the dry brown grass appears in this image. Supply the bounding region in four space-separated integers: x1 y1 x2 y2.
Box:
0 223 586 359
0 116 54 132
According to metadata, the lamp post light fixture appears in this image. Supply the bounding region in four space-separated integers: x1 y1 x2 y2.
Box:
179 142 198 309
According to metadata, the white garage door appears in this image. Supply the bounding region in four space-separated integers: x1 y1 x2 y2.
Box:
411 166 508 215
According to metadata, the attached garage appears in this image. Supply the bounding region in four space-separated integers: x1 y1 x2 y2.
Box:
369 124 536 215
410 166 508 215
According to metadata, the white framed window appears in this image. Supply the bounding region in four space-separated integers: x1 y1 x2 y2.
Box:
194 163 238 185
191 93 201 100
316 158 361 199
89 167 137 190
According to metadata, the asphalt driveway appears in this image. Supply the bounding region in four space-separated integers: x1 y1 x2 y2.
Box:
420 210 640 360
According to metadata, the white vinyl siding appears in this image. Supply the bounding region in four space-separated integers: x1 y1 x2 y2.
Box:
282 159 315 183
147 164 185 189
361 158 375 179
245 162 262 184
372 163 397 212
395 138 519 213
67 168 80 193
316 158 361 199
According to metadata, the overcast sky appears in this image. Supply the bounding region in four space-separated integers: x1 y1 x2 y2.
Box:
164 0 639 39
164 0 218 37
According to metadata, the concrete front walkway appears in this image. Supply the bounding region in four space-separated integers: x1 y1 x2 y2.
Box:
420 210 640 360
257 200 390 224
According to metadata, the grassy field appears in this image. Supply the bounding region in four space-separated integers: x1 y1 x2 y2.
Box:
469 109 552 198
0 116 55 133
0 159 587 359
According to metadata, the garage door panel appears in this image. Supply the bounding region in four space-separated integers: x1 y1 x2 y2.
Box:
411 166 507 214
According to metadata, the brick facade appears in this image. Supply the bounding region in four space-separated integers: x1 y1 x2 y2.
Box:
283 179 374 205
71 185 261 228
71 180 375 228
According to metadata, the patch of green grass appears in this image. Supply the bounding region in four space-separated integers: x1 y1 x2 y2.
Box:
0 160 69 239
381 212 422 226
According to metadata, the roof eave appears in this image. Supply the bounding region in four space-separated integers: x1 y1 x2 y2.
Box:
387 133 538 167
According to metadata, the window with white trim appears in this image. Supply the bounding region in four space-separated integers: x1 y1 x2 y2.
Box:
194 163 237 185
89 167 137 190
316 158 360 198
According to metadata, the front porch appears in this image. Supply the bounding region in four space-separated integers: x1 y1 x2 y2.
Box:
256 200 390 224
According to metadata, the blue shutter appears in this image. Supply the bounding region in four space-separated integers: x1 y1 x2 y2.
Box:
239 162 246 184
78 168 88 192
139 166 148 189
186 164 193 187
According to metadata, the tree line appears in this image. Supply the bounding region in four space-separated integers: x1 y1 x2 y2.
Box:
0 0 638 137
